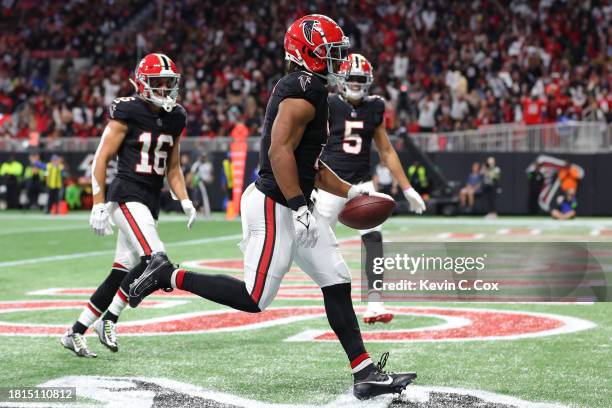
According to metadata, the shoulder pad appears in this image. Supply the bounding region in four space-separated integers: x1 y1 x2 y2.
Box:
109 96 139 122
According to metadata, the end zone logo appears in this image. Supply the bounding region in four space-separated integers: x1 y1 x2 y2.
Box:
29 376 570 408
0 300 595 342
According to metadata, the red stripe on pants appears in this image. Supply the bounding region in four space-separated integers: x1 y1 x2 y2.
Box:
119 203 152 255
251 197 276 304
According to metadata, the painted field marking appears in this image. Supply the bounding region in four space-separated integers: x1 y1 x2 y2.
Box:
0 303 595 342
437 232 485 240
497 228 541 236
0 225 87 236
32 376 572 408
284 306 596 343
0 234 243 268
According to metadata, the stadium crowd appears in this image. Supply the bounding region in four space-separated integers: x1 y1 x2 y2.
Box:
0 0 610 140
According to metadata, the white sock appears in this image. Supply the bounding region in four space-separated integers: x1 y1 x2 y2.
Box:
77 302 101 327
106 288 128 317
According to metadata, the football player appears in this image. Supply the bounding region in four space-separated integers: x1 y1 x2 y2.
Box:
128 15 416 400
317 53 426 324
60 53 196 357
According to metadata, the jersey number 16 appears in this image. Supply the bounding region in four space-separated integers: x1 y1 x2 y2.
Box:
135 132 174 175
342 120 364 155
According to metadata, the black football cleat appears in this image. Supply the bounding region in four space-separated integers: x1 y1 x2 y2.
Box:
353 352 416 400
128 253 173 308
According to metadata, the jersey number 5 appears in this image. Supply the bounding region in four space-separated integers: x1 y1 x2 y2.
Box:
342 120 364 155
135 132 174 175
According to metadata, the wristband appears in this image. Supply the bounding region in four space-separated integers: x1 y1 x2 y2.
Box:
287 195 307 211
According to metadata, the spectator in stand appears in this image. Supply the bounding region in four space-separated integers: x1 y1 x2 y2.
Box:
0 155 23 209
373 163 397 197
459 162 483 212
45 154 64 214
417 94 439 132
407 161 430 198
191 153 214 218
23 153 44 209
0 1 610 138
551 189 577 220
481 157 501 219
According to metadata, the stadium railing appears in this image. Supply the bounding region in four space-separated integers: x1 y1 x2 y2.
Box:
0 122 610 154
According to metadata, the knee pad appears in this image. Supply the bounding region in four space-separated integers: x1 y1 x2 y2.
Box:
361 231 382 244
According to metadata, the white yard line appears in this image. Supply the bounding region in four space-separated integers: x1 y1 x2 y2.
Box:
385 217 612 228
0 213 233 222
0 234 243 268
0 225 87 236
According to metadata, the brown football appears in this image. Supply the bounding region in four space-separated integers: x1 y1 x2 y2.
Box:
338 194 396 230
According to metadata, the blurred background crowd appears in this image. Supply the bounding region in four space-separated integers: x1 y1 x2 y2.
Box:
1 0 610 141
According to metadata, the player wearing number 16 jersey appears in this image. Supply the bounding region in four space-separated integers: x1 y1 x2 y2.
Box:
61 53 196 357
317 54 426 324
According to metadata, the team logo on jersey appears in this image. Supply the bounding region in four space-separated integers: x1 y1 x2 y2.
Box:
300 19 321 45
157 118 163 127
299 74 311 92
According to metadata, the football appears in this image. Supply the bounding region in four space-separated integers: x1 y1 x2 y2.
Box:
338 194 396 230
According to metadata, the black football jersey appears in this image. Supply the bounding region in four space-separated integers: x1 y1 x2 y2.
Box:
106 96 186 218
255 71 328 207
319 93 385 183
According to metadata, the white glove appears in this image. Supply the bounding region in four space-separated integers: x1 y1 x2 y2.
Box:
347 185 369 200
403 187 426 214
90 203 113 236
292 205 319 248
181 199 197 229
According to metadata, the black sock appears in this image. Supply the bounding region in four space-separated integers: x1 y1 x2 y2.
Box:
103 312 119 323
72 321 88 335
180 271 260 313
72 268 125 334
321 283 374 377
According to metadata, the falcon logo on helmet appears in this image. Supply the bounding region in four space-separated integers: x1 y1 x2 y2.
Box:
129 53 181 112
284 14 350 86
338 53 374 102
300 19 321 46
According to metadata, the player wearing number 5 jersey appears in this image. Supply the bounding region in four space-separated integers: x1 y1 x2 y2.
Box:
61 53 196 358
317 54 426 324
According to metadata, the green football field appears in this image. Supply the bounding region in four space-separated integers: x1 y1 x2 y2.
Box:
0 211 610 408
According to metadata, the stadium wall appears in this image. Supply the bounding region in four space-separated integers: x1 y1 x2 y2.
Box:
1 151 610 216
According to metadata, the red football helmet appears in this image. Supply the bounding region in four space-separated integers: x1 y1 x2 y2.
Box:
338 53 373 102
284 14 350 85
130 53 180 112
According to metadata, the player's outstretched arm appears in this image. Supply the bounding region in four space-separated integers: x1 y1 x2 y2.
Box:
317 161 389 201
166 139 196 229
90 119 127 235
373 123 426 214
315 161 351 198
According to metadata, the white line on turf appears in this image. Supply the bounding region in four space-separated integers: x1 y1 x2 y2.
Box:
0 225 87 236
0 212 234 222
0 234 243 268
